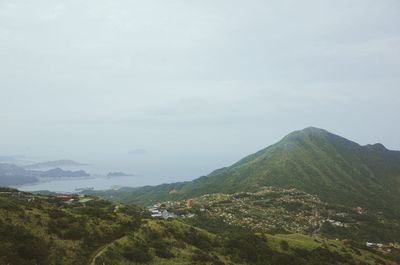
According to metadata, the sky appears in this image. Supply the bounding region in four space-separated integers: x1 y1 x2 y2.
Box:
1 0 399 184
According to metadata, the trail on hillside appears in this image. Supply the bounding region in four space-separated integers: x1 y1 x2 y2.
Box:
88 237 124 265
89 245 108 265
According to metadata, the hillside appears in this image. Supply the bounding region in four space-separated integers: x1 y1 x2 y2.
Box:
0 188 145 265
157 187 400 244
0 163 39 186
94 219 397 265
91 127 400 216
2 188 396 265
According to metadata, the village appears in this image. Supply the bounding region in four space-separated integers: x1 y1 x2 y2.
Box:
148 198 196 220
150 187 347 232
3 187 400 258
365 242 400 254
146 187 400 256
147 187 385 240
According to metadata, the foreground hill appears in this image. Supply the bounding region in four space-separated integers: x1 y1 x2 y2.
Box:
1 188 396 265
0 188 145 265
95 219 397 265
91 127 400 216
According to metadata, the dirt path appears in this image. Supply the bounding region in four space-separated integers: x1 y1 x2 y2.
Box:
88 237 123 265
89 244 108 265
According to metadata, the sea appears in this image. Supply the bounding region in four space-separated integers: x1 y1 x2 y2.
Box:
18 174 152 193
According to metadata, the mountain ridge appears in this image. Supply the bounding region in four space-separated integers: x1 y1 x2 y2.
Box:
89 128 400 216
23 159 87 170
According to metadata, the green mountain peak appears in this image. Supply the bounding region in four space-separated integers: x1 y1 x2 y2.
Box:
281 127 346 145
93 128 400 217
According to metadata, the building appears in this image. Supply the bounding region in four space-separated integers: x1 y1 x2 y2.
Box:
186 199 194 209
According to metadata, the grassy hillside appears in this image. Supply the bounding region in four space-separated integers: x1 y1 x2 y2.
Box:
0 187 145 265
2 188 398 265
94 219 397 265
90 128 400 217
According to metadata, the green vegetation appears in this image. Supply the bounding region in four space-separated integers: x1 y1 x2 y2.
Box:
95 220 396 265
3 128 400 264
1 188 397 265
156 187 400 243
0 188 145 265
91 127 400 218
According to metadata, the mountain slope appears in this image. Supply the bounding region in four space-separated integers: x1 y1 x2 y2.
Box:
0 163 39 185
3 188 394 265
0 188 145 265
92 128 400 215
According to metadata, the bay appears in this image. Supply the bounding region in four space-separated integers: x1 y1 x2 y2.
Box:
18 175 148 193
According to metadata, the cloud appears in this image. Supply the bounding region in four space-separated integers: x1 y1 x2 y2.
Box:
0 0 399 180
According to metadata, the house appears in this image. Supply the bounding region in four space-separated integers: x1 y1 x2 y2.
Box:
186 199 194 209
151 212 163 218
162 210 176 219
366 242 383 248
150 209 162 218
57 194 77 204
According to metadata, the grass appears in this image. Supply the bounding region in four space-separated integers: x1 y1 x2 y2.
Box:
266 233 395 265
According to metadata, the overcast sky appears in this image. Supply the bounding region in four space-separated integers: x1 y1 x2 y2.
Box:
1 0 399 183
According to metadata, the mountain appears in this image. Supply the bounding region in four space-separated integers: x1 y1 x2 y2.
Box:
0 163 90 186
0 188 396 265
107 171 131 177
91 127 400 216
39 168 90 178
0 155 32 166
24 159 87 170
0 163 39 186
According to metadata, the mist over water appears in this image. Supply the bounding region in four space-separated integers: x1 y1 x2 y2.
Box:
18 175 145 193
16 161 205 193
1 0 399 192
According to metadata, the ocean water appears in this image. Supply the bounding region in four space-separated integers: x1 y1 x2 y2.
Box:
18 175 149 193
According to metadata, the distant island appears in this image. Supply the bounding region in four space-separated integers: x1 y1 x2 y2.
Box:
39 168 90 178
107 172 132 177
24 159 87 170
0 163 90 186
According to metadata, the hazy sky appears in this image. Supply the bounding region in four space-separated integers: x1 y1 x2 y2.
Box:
1 0 399 183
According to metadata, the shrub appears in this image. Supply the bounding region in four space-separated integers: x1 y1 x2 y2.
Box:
63 225 87 240
151 240 175 259
122 243 152 263
184 227 213 250
0 223 49 264
280 240 289 251
224 233 271 263
155 247 175 259
191 249 212 263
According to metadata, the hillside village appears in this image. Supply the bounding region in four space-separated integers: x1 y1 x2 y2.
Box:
150 187 347 232
146 187 400 256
